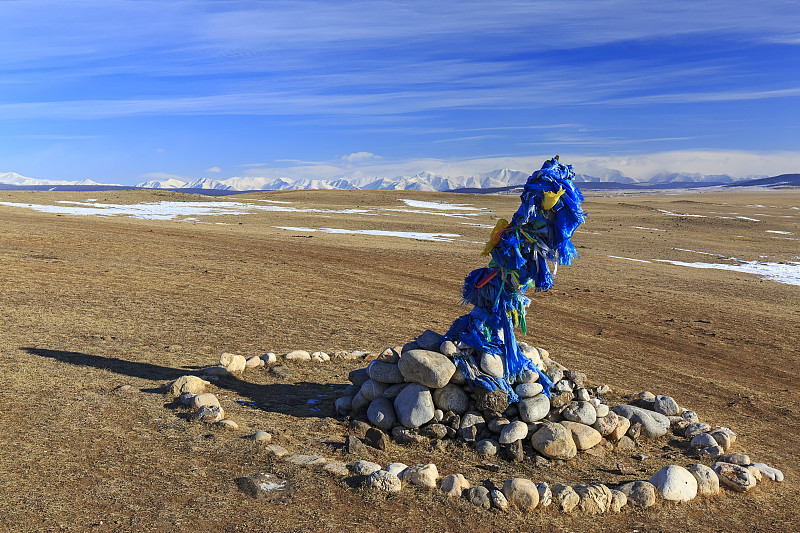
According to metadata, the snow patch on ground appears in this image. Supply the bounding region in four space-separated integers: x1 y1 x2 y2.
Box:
658 209 707 218
0 200 252 220
607 255 651 263
248 199 294 204
399 199 484 211
1 198 488 223
629 226 666 231
382 208 482 219
673 248 731 259
273 226 461 242
657 260 800 286
0 200 372 219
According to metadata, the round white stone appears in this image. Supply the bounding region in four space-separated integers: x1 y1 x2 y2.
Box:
499 420 529 444
649 465 698 501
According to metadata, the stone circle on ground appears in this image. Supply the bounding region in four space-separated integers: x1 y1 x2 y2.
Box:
160 338 785 515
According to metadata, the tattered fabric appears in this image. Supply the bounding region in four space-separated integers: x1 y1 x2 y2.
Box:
446 156 586 400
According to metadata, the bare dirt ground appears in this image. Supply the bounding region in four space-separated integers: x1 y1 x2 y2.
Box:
0 187 797 532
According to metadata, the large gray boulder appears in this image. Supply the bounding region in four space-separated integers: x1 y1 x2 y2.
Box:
398 350 456 388
649 465 698 502
502 478 539 510
415 329 444 351
479 352 504 377
499 420 529 444
530 422 577 460
712 462 757 492
592 411 622 436
348 368 370 388
653 394 681 416
574 484 613 514
551 484 579 512
367 397 397 432
618 481 656 507
560 421 602 450
431 383 468 414
611 405 670 438
561 401 597 425
167 375 210 397
689 464 720 496
515 382 543 398
440 473 470 497
368 361 405 384
366 470 401 492
393 383 435 428
382 383 407 400
359 379 387 401
518 394 550 423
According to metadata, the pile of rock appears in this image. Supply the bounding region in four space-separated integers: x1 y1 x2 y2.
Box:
335 330 634 462
162 338 784 514
165 350 283 429
165 373 240 429
334 328 784 496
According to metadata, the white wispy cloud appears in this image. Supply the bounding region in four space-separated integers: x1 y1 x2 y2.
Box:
340 152 379 163
598 87 800 105
197 1 800 54
3 2 796 67
570 150 800 179
1 2 798 120
205 166 221 173
432 135 503 143
523 136 699 147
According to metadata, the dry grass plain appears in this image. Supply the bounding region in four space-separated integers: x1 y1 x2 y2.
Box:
0 187 798 532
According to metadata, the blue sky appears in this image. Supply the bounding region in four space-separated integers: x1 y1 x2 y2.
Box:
1 0 800 184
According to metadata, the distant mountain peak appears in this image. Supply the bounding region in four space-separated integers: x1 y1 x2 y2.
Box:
136 178 187 189
184 178 231 190
0 172 121 187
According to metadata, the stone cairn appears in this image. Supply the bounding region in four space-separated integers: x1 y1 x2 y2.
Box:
328 157 784 510
166 342 784 512
330 333 784 510
164 156 784 512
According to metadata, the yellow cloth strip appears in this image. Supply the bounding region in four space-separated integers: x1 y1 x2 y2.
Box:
481 219 510 256
542 186 565 210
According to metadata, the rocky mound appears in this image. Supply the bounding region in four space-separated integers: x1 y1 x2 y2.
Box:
324 328 784 506
161 340 784 514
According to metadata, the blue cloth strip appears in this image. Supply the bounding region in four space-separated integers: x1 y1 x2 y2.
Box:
446 157 585 401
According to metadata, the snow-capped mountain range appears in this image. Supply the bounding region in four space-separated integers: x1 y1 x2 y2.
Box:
0 172 114 187
1 169 748 192
134 169 745 192
135 169 536 192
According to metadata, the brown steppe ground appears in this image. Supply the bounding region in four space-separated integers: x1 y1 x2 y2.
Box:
0 187 798 532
